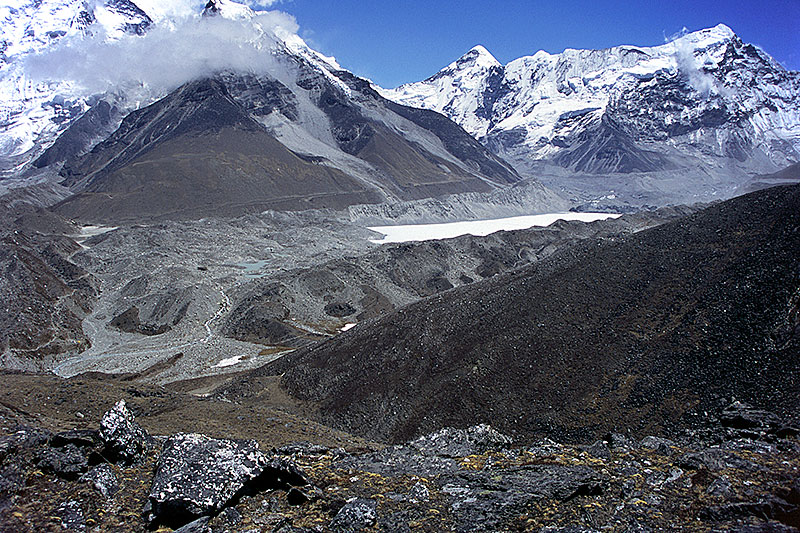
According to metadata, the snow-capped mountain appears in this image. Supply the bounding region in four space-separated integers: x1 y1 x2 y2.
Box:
382 25 800 206
0 0 153 176
0 0 542 221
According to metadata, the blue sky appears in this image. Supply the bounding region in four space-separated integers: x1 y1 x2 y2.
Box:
265 0 799 88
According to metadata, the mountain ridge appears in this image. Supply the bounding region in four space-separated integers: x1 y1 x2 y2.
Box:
382 25 800 207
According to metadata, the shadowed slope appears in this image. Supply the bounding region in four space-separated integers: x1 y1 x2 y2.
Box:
248 185 800 444
54 79 383 221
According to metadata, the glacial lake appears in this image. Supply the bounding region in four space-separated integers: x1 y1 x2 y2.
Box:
368 212 621 244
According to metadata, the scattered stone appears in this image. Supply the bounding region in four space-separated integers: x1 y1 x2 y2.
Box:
583 439 611 460
407 481 429 502
329 498 377 531
37 444 89 480
679 447 766 473
81 464 119 498
700 495 796 523
604 432 638 450
173 516 211 533
0 427 51 461
409 424 513 457
98 399 152 465
275 441 331 456
338 445 459 478
379 511 412 533
720 401 783 431
439 464 604 532
55 500 85 531
640 436 677 455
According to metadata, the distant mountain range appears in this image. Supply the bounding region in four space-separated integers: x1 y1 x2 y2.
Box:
383 25 800 207
0 1 798 217
1 0 551 221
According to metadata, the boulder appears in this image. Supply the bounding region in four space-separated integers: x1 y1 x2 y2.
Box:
144 433 311 529
408 424 513 457
37 444 89 480
329 498 377 531
81 464 119 498
98 399 152 465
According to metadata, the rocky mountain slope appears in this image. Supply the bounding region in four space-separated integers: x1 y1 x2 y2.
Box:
0 373 798 532
246 184 800 444
0 203 97 369
383 26 800 207
50 66 523 221
2 0 569 222
221 206 694 349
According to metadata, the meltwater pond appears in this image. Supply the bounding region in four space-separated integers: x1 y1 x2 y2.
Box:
368 212 621 244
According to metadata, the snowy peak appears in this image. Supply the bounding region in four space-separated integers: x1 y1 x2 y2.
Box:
454 45 501 70
382 24 799 205
201 0 254 20
426 44 501 82
0 0 152 61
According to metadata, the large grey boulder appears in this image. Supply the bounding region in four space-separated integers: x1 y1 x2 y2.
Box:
144 433 310 529
408 424 513 458
329 498 377 531
98 399 152 465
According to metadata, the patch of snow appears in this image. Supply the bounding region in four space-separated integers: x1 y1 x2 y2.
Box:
368 212 621 244
340 323 356 332
214 355 245 368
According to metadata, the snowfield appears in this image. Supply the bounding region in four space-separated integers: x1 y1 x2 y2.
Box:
368 212 620 244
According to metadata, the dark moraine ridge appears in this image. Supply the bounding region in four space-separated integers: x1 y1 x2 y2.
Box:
244 184 800 444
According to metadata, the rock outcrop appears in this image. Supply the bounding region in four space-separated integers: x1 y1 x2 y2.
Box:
0 398 798 531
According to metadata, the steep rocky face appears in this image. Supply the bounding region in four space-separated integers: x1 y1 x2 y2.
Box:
383 26 800 205
0 0 152 173
0 227 97 369
254 184 800 444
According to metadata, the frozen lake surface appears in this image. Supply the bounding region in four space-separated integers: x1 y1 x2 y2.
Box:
368 212 621 244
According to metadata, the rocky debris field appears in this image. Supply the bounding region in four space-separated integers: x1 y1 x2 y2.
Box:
1 189 691 383
256 184 800 445
0 390 798 532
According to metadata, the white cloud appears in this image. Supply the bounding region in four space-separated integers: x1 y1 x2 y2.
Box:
23 10 299 100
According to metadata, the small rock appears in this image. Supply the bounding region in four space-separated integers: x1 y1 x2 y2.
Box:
98 399 152 465
584 439 611 460
81 464 119 498
56 500 85 531
37 444 89 480
640 436 677 455
287 486 322 506
173 516 211 533
408 481 429 502
329 498 377 531
263 456 311 488
604 432 638 450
